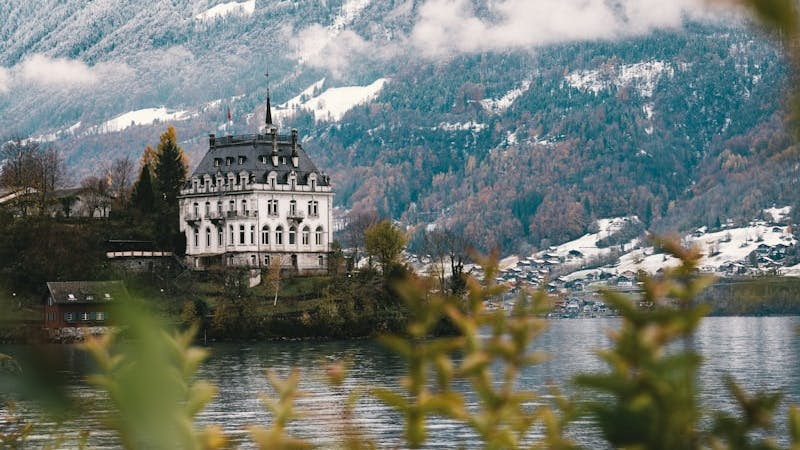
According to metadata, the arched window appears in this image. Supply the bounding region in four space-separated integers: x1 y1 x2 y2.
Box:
261 225 270 245
275 226 283 245
218 227 223 246
193 228 199 247
193 202 199 217
250 225 255 244
288 226 296 245
315 226 324 246
302 226 310 245
264 255 270 266
229 225 234 244
318 255 324 267
205 227 211 247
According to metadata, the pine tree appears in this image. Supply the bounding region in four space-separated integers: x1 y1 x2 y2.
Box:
130 162 155 213
154 126 188 209
152 126 188 252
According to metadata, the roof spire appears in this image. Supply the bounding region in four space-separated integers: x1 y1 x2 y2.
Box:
265 71 273 127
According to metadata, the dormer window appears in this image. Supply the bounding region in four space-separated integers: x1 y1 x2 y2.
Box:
67 294 76 301
214 158 221 167
281 156 287 165
238 156 246 164
226 157 233 166
260 155 268 164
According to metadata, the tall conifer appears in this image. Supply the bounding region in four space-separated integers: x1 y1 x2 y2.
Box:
153 126 188 252
130 162 155 213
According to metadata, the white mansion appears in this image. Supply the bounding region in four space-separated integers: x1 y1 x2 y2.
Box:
178 98 333 273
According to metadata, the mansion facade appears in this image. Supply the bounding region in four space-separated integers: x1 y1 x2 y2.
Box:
178 106 333 273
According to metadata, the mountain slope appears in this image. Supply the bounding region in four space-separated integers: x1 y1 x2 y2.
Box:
0 1 796 254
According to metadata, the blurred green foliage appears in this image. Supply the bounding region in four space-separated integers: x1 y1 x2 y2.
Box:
0 240 798 448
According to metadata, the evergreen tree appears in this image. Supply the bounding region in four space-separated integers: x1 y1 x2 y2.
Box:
152 127 188 252
130 162 155 213
154 126 188 209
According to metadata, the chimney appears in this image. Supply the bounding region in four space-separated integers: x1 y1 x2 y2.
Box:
209 133 216 149
271 128 279 166
291 128 299 168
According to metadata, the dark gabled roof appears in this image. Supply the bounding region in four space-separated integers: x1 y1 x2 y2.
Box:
191 132 330 186
46 281 128 304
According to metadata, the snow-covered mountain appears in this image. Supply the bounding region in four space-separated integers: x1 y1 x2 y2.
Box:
1 1 796 254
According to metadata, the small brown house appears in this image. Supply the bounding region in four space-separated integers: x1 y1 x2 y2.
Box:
44 281 128 341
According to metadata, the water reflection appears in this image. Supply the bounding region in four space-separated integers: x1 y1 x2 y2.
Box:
2 316 798 448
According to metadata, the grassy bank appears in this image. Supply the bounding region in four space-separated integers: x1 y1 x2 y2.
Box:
699 277 800 315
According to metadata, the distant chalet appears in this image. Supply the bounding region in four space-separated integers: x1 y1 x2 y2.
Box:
44 280 127 341
178 93 334 273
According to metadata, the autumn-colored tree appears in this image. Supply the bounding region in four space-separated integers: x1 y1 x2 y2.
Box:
364 219 407 274
265 256 283 306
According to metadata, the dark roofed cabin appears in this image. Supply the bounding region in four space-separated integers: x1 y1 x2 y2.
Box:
44 281 128 341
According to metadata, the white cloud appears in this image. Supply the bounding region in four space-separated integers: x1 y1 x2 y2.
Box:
294 24 378 76
0 67 9 94
12 54 133 89
19 54 99 86
293 0 721 74
410 0 709 57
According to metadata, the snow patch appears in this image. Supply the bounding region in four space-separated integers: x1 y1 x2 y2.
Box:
528 217 640 267
612 223 794 275
195 0 255 22
330 0 371 32
480 79 531 114
437 121 486 132
95 107 192 133
274 78 388 123
764 206 791 223
566 61 673 98
31 121 83 143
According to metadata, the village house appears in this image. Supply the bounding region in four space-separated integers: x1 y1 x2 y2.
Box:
178 92 333 273
44 280 127 341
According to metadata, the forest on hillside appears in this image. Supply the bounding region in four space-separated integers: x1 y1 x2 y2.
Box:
1 0 798 254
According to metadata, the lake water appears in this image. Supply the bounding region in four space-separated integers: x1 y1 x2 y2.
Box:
4 316 800 448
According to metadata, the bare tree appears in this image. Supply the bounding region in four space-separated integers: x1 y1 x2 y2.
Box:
265 255 285 306
104 156 135 209
0 138 66 215
80 175 112 217
423 227 468 295
344 210 380 264
38 146 66 213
